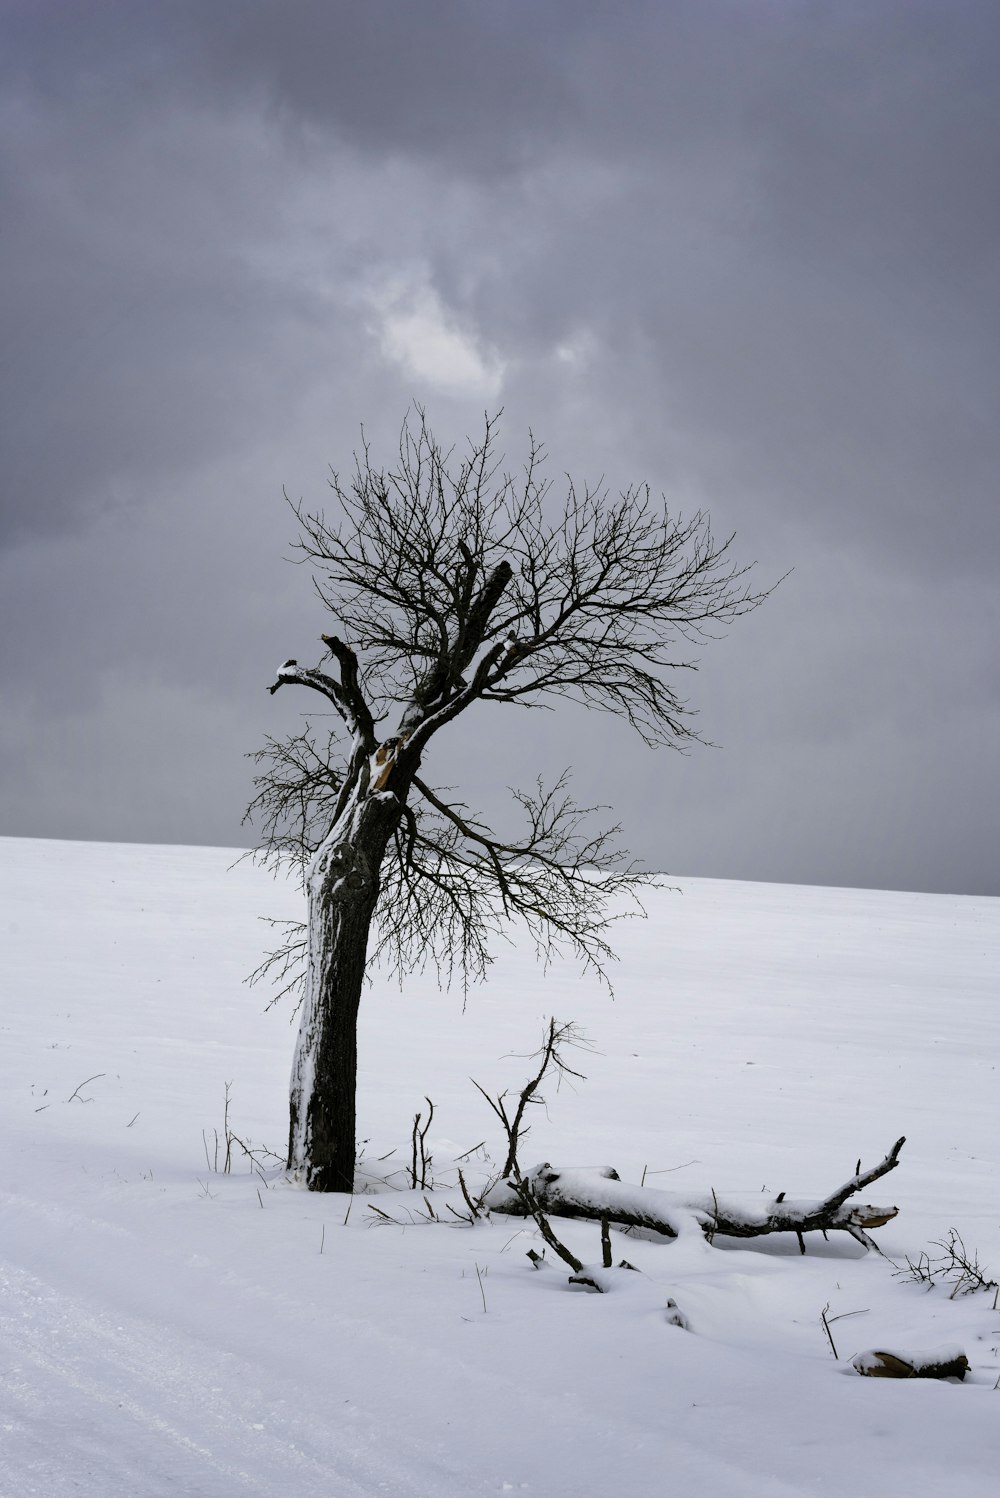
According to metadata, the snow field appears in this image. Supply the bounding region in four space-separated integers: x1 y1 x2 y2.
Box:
1 836 998 1496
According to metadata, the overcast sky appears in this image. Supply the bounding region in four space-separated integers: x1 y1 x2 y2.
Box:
2 0 998 896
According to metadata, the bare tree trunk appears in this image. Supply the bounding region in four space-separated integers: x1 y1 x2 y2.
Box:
288 789 402 1192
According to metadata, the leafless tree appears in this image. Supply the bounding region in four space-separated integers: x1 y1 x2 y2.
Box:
247 410 770 1192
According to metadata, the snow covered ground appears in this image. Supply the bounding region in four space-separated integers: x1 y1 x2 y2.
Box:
2 835 998 1497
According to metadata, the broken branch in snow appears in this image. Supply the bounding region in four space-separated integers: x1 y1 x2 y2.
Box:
485 1138 906 1250
509 1177 585 1275
853 1347 969 1381
66 1073 106 1103
409 1096 434 1190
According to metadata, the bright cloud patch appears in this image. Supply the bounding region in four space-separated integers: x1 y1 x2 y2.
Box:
367 277 505 397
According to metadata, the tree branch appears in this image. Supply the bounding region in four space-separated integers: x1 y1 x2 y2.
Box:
399 561 514 747
485 1139 906 1249
320 634 377 746
371 771 648 991
266 657 377 752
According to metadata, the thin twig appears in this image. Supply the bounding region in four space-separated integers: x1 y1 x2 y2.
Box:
820 1303 839 1360
457 1168 481 1220
66 1073 105 1103
409 1097 435 1190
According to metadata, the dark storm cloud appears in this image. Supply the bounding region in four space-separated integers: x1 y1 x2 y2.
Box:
1 1 998 894
101 0 997 572
3 0 577 173
0 90 342 543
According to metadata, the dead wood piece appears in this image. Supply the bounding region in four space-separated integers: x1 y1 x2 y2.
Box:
568 1271 605 1293
853 1348 969 1381
851 1208 897 1229
485 1139 906 1249
567 1264 644 1295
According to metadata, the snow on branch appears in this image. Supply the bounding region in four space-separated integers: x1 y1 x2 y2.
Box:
266 639 376 752
485 1138 906 1251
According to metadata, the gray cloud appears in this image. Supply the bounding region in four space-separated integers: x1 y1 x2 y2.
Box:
1 1 997 895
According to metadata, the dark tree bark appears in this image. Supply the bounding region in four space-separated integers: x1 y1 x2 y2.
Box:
249 410 772 1191
288 793 402 1191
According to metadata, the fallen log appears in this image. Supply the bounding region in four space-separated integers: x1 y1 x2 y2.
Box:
484 1137 906 1250
853 1347 968 1380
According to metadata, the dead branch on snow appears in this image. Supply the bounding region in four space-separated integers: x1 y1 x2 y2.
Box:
485 1137 906 1251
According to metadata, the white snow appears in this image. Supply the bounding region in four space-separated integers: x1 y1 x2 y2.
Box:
1 835 998 1496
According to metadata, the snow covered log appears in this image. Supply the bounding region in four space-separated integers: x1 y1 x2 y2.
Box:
484 1137 906 1250
853 1347 969 1380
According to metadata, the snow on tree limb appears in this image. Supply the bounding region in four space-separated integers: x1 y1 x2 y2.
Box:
485 1138 906 1249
